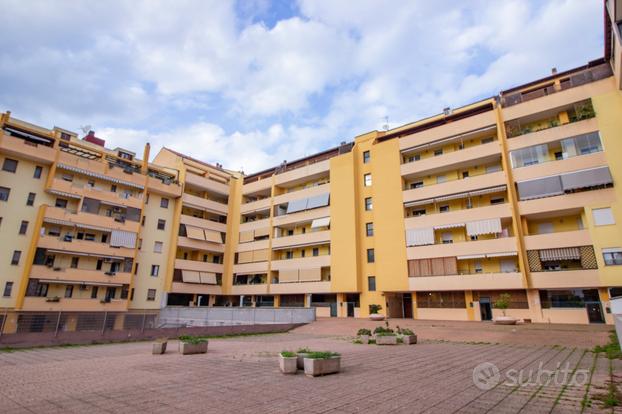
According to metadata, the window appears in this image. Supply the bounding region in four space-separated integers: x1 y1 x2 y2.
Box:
33 166 43 179
111 184 117 193
410 181 424 189
160 198 169 208
154 241 163 253
363 151 370 164
96 260 103 270
286 251 293 259
364 174 372 187
134 263 139 275
593 208 615 226
462 171 469 179
365 197 373 211
301 250 306 258
312 248 319 257
367 249 375 263
366 222 374 237
0 186 9 201
18 220 28 235
537 222 554 234
157 219 166 230
71 257 79 268
3 281 13 297
130 288 135 301
436 175 446 184
441 232 453 244
368 276 376 292
2 158 18 173
141 216 146 226
439 205 449 213
434 149 443 156
91 286 99 299
55 198 67 208
147 289 156 301
11 251 21 265
474 261 483 273
603 248 622 266
64 285 73 298
481 137 494 144
490 197 505 205
138 238 142 249
26 192 36 206
61 174 73 182
150 265 160 277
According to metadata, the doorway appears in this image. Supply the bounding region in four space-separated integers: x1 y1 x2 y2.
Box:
586 302 605 323
479 297 492 321
403 294 413 318
346 302 355 317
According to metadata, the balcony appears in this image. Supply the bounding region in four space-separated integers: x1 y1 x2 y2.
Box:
406 237 517 260
231 284 269 295
401 141 501 177
233 261 269 275
174 259 224 274
177 236 225 252
44 206 140 233
21 297 127 312
409 272 523 291
182 193 228 215
524 230 592 251
57 151 146 189
146 176 182 198
170 282 222 295
272 230 330 250
270 255 331 271
518 187 616 215
273 183 330 206
30 265 132 286
274 159 330 187
0 132 56 163
242 177 272 195
180 214 226 234
530 269 601 289
403 171 506 204
270 281 331 294
404 203 512 231
236 239 269 253
48 178 143 209
185 172 230 195
38 235 135 258
240 197 272 214
272 206 330 227
506 118 598 151
512 152 607 183
239 217 271 233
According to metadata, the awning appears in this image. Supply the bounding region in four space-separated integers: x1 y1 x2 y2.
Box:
42 217 113 233
4 126 54 144
406 228 434 246
486 252 518 258
434 222 465 230
561 166 613 191
39 279 124 287
466 218 502 236
539 247 581 261
185 225 205 240
468 185 507 197
57 163 144 190
239 230 254 243
299 268 322 282
457 254 486 260
47 189 81 199
434 192 468 203
110 230 137 248
254 227 270 237
306 193 330 209
602 248 622 254
311 217 331 229
286 198 307 214
203 229 222 243
199 272 217 285
517 175 563 200
404 199 434 208
45 249 125 260
181 270 201 283
279 269 299 283
401 125 497 153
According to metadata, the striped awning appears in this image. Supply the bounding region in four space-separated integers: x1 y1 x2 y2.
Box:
434 193 468 203
47 189 81 199
404 199 434 208
539 247 581 261
468 185 507 197
110 230 137 248
434 222 465 230
57 163 144 190
40 279 124 287
486 251 518 258
42 217 111 233
406 228 435 246
404 186 507 207
466 218 502 236
457 254 486 260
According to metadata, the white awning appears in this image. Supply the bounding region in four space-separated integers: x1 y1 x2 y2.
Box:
57 163 144 190
539 248 581 261
457 254 486 260
401 125 497 153
434 192 469 203
486 251 518 258
311 217 331 229
306 193 330 209
199 272 217 285
602 247 622 254
434 222 465 230
47 189 81 199
466 218 502 236
468 185 507 197
181 270 201 283
404 199 434 208
39 279 124 287
286 198 308 214
110 230 137 248
406 228 435 246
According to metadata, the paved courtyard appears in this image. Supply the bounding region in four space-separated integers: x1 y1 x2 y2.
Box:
0 319 620 413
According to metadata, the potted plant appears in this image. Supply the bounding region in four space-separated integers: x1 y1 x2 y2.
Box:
152 337 168 355
178 335 208 354
369 304 385 321
493 293 517 325
357 328 372 344
397 327 417 345
296 347 312 369
374 325 397 345
279 351 298 374
303 352 341 377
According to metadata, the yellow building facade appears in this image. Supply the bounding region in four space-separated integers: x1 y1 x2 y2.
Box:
2 6 622 330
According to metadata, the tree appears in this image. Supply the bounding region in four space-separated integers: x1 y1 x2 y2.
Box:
494 293 511 316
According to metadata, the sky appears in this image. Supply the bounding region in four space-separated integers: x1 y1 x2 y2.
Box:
0 0 603 174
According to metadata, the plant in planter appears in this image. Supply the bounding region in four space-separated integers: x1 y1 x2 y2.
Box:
303 352 341 377
178 335 208 355
296 347 312 369
493 293 517 325
357 328 372 344
279 351 298 374
152 337 168 355
369 304 385 321
375 331 398 345
397 327 417 345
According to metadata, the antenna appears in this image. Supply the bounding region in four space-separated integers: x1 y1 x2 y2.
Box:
382 116 390 131
79 125 92 135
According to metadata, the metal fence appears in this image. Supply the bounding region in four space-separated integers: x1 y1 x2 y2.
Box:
158 306 316 327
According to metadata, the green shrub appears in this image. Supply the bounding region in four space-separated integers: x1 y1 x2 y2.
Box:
306 351 340 359
179 335 208 345
296 347 312 353
280 351 296 358
398 328 414 336
375 332 397 337
357 328 372 336
373 326 394 335
369 304 382 314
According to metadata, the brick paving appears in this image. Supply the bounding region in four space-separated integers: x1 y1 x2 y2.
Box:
0 320 620 413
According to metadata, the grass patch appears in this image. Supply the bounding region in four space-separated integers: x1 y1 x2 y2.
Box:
593 331 622 360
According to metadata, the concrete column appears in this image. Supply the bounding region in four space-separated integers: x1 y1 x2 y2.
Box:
465 291 475 321
599 288 614 325
526 289 544 323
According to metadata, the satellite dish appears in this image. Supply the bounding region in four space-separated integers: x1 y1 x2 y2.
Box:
79 125 92 135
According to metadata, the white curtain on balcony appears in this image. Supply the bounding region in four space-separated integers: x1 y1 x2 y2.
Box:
110 230 137 248
405 228 434 246
466 218 502 236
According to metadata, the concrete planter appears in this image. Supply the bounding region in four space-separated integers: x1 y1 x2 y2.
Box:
494 316 517 325
360 335 370 344
152 341 167 354
303 356 341 377
179 341 208 355
402 335 417 345
279 355 298 374
376 335 398 345
297 353 311 369
369 314 385 321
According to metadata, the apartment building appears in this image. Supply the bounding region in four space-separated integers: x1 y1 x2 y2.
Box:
1 3 622 328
